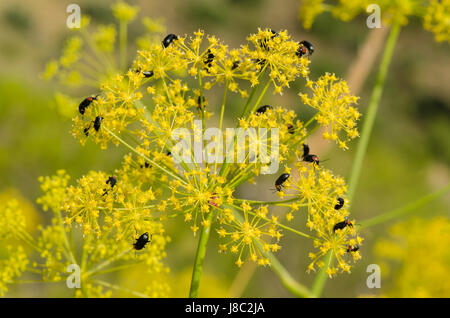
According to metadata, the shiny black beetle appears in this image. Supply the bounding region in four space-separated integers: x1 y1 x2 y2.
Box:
133 232 152 250
333 216 353 232
162 33 178 48
79 96 97 115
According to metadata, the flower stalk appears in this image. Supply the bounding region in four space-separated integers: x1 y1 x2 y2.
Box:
360 183 450 229
347 23 401 203
189 211 215 298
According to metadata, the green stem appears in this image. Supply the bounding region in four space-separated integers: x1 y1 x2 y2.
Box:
218 70 269 179
239 66 267 118
234 196 304 205
262 248 312 297
92 279 149 298
219 80 228 132
359 183 450 229
310 251 332 297
347 23 401 203
189 211 214 298
248 79 271 115
85 248 132 277
119 21 127 70
304 113 318 129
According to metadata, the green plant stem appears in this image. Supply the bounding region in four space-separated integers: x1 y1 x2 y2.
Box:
119 21 127 70
304 113 318 128
262 248 312 297
234 196 305 205
310 251 332 297
92 279 149 298
347 23 401 203
248 79 271 115
219 69 269 179
239 67 267 118
219 79 229 132
198 70 210 171
215 79 229 175
359 183 450 229
85 248 132 276
189 211 214 298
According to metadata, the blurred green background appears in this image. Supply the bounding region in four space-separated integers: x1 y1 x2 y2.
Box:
0 0 448 297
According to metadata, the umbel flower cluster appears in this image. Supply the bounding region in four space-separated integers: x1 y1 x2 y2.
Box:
299 0 450 43
1 2 362 297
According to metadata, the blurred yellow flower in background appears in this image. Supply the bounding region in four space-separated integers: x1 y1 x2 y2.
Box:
299 0 450 43
375 217 450 297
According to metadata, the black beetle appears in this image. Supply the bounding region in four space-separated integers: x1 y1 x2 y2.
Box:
333 216 353 232
346 244 359 253
255 105 273 114
275 173 290 192
133 232 152 250
162 34 178 48
334 197 345 210
79 96 97 115
302 144 320 165
94 116 103 132
296 40 314 57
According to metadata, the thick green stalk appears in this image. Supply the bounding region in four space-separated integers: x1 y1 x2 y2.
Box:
189 211 214 298
347 23 401 202
248 79 271 115
360 183 450 229
239 66 267 118
262 249 312 298
310 251 332 297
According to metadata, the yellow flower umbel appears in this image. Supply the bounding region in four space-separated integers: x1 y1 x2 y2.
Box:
38 2 363 296
0 200 27 241
245 28 311 94
217 205 281 267
283 161 363 276
300 73 361 149
0 246 28 296
0 168 170 297
299 0 450 43
112 1 138 23
424 0 450 43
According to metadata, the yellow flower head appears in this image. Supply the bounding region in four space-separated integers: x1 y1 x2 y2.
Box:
424 0 450 43
245 28 311 93
112 1 138 23
299 0 449 43
0 246 28 296
217 206 280 267
300 73 360 149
